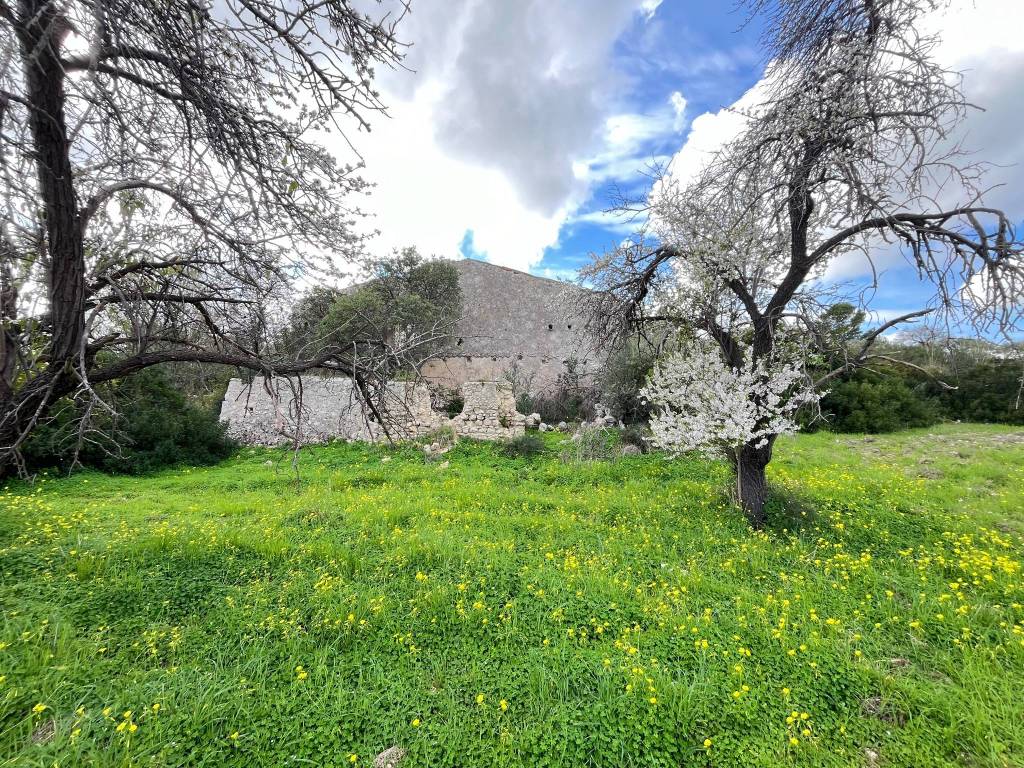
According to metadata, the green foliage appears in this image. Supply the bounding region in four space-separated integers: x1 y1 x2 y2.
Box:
281 247 462 368
22 367 235 474
929 361 1024 425
817 369 942 433
2 425 1024 766
809 353 1022 433
599 342 659 424
810 302 868 368
800 310 1021 432
501 433 545 458
559 424 620 462
443 394 465 419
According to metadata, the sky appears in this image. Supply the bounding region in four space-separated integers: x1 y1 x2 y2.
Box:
341 0 1024 325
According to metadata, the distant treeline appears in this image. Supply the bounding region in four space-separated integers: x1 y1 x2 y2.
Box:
809 338 1023 433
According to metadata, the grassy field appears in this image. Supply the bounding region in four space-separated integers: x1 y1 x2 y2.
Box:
1 424 1022 767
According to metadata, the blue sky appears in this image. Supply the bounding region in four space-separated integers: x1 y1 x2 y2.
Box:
346 0 1023 332
533 1 768 281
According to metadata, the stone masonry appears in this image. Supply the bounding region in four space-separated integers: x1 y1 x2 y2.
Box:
219 376 525 445
450 380 527 440
419 259 601 392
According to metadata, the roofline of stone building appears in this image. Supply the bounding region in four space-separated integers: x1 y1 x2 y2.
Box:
452 257 591 291
342 256 591 294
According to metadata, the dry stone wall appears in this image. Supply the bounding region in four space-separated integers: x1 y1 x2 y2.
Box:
219 376 524 445
451 380 527 440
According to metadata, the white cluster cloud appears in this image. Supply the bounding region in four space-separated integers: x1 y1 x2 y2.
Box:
339 0 1022 280
339 0 681 273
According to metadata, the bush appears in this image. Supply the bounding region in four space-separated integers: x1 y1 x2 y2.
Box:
599 343 659 424
818 370 942 433
502 433 546 458
23 367 236 474
621 424 651 453
930 361 1024 425
559 425 619 463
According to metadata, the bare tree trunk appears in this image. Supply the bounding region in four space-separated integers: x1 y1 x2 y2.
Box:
0 259 18 406
17 0 86 367
735 439 773 529
1 1 87 476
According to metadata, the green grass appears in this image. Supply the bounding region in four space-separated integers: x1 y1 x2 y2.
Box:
1 424 1022 767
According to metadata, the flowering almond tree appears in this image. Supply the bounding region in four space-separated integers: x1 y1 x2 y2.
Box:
584 0 1021 527
644 338 820 508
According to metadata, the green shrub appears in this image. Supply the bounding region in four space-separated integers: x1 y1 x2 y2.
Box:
280 248 462 372
818 370 942 433
501 433 546 458
599 343 659 424
930 361 1024 425
559 424 619 462
23 367 235 474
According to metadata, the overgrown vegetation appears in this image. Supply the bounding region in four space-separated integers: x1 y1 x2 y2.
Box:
515 359 598 424
501 433 545 458
21 367 235 475
280 248 463 371
3 426 1021 766
598 342 661 425
813 369 943 433
1 0 411 476
810 335 1023 432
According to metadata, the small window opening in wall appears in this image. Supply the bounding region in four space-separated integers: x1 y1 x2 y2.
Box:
547 323 553 330
457 337 463 345
567 324 572 330
517 353 523 360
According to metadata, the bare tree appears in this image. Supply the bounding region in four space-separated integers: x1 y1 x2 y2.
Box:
0 0 428 475
584 0 1021 527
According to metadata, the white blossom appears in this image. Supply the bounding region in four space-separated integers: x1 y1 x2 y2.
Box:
643 338 821 460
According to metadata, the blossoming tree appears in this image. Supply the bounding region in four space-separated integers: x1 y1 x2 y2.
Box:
644 338 821 511
584 0 1021 527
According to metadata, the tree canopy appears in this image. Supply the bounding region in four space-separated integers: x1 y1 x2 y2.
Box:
280 248 463 372
584 0 1022 526
1 0 419 474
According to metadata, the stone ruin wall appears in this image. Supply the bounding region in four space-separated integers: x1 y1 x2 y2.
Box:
450 380 526 440
419 259 603 394
219 376 525 446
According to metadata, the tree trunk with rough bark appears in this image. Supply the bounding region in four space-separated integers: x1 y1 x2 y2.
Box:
1 2 88 476
17 0 86 367
734 438 774 529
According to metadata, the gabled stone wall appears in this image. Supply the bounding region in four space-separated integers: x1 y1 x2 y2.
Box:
419 259 602 392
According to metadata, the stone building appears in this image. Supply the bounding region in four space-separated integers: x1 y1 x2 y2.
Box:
420 258 601 392
219 376 526 446
219 258 596 445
